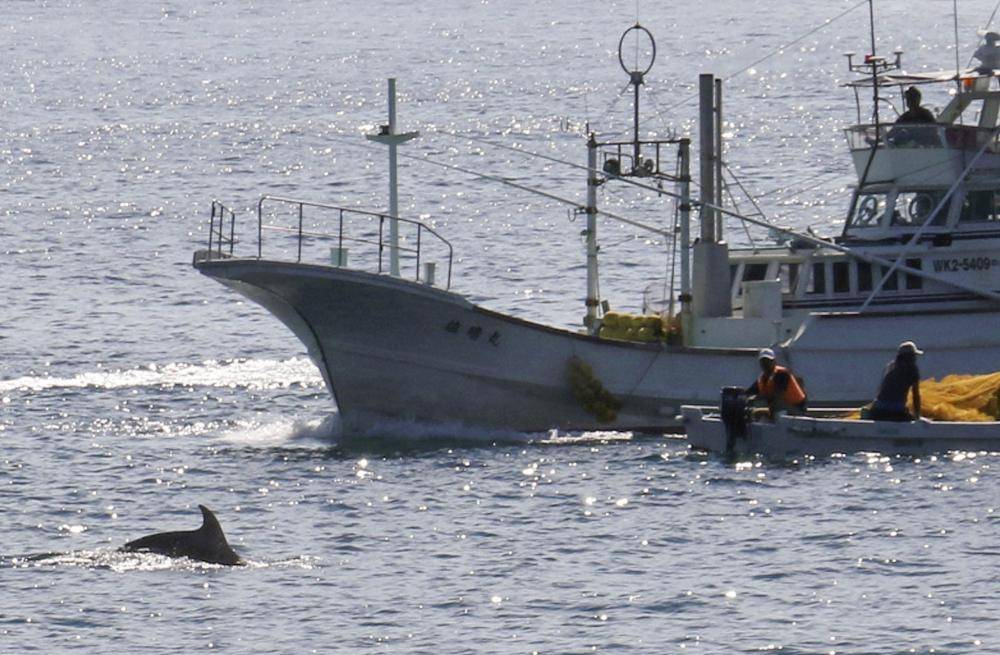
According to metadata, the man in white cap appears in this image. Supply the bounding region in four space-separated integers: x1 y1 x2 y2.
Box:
868 341 923 421
747 348 807 420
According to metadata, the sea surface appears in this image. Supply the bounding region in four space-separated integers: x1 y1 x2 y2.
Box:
3 1 1000 652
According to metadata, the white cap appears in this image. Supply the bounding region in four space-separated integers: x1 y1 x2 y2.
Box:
758 348 776 361
897 340 924 356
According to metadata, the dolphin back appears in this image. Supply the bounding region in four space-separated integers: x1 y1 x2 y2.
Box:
120 505 243 566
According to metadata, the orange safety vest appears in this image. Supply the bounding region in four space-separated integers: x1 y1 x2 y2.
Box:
757 365 807 406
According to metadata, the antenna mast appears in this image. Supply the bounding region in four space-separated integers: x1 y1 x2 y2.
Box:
618 24 656 174
366 79 419 277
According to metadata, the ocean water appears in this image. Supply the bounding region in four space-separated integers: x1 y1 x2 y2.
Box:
3 0 1000 652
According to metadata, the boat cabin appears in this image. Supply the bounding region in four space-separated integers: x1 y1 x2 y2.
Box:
719 62 1000 320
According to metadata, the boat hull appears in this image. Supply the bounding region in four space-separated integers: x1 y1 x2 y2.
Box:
682 405 1000 458
194 257 1000 432
194 258 771 431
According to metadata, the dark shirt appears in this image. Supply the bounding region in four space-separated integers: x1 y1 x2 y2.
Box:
895 107 936 124
875 359 920 405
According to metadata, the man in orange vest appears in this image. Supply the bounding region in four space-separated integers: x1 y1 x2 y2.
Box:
747 348 808 420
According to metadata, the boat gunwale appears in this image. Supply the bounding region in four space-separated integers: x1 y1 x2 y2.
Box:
194 254 767 357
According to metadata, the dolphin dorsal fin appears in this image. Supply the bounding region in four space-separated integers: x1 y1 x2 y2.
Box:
198 504 223 534
195 505 242 565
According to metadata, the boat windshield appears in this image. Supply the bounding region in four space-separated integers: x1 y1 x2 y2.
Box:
849 191 950 228
959 190 1000 222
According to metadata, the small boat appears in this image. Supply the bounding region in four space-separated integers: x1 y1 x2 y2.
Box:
681 390 1000 459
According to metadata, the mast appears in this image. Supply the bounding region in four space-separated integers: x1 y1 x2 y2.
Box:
585 134 601 332
698 74 716 243
868 0 881 132
679 138 691 296
366 79 419 277
691 73 731 319
583 24 693 326
714 77 724 240
842 8 903 235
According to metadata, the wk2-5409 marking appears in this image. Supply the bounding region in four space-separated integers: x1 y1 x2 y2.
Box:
931 257 998 273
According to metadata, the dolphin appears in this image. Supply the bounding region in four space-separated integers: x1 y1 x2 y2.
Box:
120 504 243 566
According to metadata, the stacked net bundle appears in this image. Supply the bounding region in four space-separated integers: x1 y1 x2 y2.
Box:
917 372 1000 421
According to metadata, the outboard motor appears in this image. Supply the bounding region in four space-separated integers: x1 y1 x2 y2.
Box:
720 386 750 456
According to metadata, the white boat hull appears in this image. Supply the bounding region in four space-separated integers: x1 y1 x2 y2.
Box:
682 405 1000 458
195 256 1000 432
195 258 773 431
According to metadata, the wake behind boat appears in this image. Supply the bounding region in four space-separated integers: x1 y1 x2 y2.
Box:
194 21 1000 433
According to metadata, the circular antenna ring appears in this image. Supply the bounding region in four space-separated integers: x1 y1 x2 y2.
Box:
617 24 656 77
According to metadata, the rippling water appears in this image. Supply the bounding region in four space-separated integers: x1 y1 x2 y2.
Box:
4 0 1000 652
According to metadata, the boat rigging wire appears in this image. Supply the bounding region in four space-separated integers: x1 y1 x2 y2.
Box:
397 149 676 238
591 81 636 139
754 169 845 200
437 127 972 258
435 2 870 223
433 123 1000 303
441 125 850 220
401 151 581 210
575 161 1000 305
719 162 762 247
326 133 676 237
647 0 869 122
328 131 1000 304
436 3 870 203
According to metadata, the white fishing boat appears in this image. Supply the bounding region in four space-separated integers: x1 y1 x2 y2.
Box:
194 23 1000 433
681 403 1000 459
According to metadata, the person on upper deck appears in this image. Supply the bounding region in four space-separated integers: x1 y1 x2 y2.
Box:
747 348 808 420
868 341 923 422
887 87 937 146
974 32 1000 73
895 86 936 124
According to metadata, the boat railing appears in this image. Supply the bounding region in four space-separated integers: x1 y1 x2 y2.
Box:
247 195 454 289
596 137 684 178
207 200 237 258
845 123 1000 152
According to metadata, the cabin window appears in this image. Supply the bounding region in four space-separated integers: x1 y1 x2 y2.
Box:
959 190 1000 222
808 262 826 294
850 194 886 228
858 262 873 292
832 261 851 293
743 263 768 282
882 265 899 291
779 263 799 294
892 192 948 227
905 258 923 290
733 263 768 297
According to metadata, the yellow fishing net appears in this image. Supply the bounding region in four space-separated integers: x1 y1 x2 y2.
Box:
851 372 1000 421
918 372 1000 421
